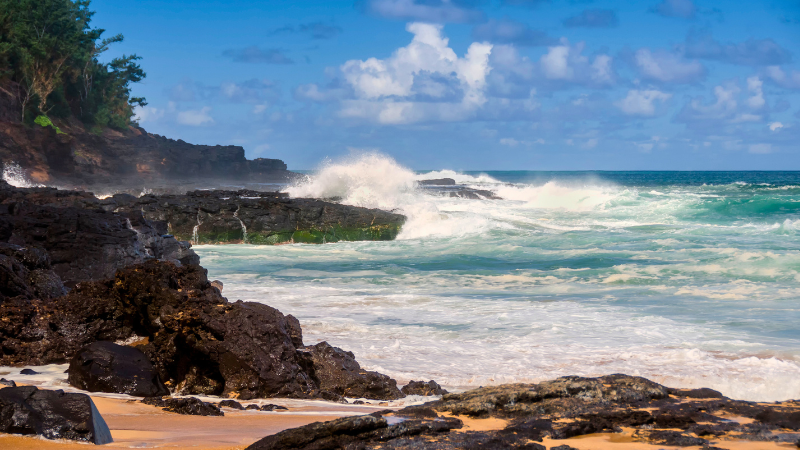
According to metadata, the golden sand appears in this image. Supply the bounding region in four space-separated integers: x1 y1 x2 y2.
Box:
0 394 374 449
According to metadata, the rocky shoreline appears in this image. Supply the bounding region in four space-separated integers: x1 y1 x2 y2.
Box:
0 180 798 449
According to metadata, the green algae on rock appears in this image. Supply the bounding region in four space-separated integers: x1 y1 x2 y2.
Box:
116 189 405 245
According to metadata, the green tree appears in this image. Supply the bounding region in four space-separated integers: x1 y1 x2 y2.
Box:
0 0 145 128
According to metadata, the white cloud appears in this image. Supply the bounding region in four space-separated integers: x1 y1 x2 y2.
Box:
539 42 613 85
132 106 164 124
634 49 704 83
615 89 672 116
769 122 784 131
499 137 544 147
500 138 520 147
749 143 772 154
764 66 800 89
338 23 492 124
746 76 765 109
177 107 214 126
683 84 739 120
252 104 268 114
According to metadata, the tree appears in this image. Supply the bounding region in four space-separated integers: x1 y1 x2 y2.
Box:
0 0 145 127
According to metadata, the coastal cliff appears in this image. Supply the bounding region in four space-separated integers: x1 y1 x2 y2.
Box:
0 118 297 191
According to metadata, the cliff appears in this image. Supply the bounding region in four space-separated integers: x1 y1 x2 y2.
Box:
0 116 297 192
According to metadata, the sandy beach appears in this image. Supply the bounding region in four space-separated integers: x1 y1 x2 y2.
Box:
0 394 388 449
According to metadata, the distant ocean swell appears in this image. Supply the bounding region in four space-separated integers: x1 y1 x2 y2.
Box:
196 153 800 401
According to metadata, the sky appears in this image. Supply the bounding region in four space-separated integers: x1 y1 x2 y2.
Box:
92 0 800 170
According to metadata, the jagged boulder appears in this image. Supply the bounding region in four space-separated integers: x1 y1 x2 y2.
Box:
0 386 112 444
401 380 449 396
68 341 169 397
0 243 65 302
304 342 404 400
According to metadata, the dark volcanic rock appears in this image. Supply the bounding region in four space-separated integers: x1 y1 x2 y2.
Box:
0 260 403 401
116 189 405 245
0 182 198 288
0 378 15 387
418 178 456 186
141 396 223 416
0 386 112 444
401 380 448 396
305 341 404 400
218 399 244 410
68 341 169 397
0 242 65 302
0 120 296 190
19 369 39 375
249 375 800 449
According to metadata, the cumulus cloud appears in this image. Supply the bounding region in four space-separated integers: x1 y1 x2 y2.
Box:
651 0 696 19
132 106 164 124
177 107 214 126
337 23 492 124
746 76 765 109
615 89 672 116
539 41 615 85
769 122 783 131
361 0 485 23
633 48 705 83
472 18 556 46
676 83 756 124
269 22 343 39
683 32 792 67
764 66 800 89
563 9 619 28
222 46 293 64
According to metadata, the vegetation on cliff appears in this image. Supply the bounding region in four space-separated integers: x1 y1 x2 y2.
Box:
0 0 145 129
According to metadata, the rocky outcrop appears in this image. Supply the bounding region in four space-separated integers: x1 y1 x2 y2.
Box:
0 181 198 288
0 386 112 444
401 380 448 396
248 374 800 449
0 260 404 401
141 396 224 416
305 342 404 400
0 119 296 191
68 341 169 397
0 242 65 302
115 189 405 245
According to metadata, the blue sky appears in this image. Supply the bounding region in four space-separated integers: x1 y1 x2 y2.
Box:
93 0 800 170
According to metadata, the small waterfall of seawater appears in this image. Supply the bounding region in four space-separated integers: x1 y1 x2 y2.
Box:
233 204 247 244
125 218 152 257
192 209 202 244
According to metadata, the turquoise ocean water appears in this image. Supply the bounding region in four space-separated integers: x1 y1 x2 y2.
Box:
195 155 800 401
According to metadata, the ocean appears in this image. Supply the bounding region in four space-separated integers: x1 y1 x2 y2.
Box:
194 154 800 402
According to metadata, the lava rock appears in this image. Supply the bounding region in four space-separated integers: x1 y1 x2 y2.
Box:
305 341 404 400
260 404 289 411
401 380 448 396
218 399 244 410
141 396 223 416
418 178 456 186
68 341 169 397
20 368 39 375
0 386 112 444
0 378 15 387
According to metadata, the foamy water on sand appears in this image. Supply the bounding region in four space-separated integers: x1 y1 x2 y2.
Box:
196 154 800 402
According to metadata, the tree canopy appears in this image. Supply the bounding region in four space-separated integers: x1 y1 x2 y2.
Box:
0 0 146 129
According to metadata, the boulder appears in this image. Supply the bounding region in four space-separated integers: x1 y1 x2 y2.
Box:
0 260 403 401
304 341 404 400
401 380 448 396
0 386 112 444
68 341 169 397
141 396 223 416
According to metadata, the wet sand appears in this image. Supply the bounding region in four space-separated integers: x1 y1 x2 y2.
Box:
0 394 387 449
